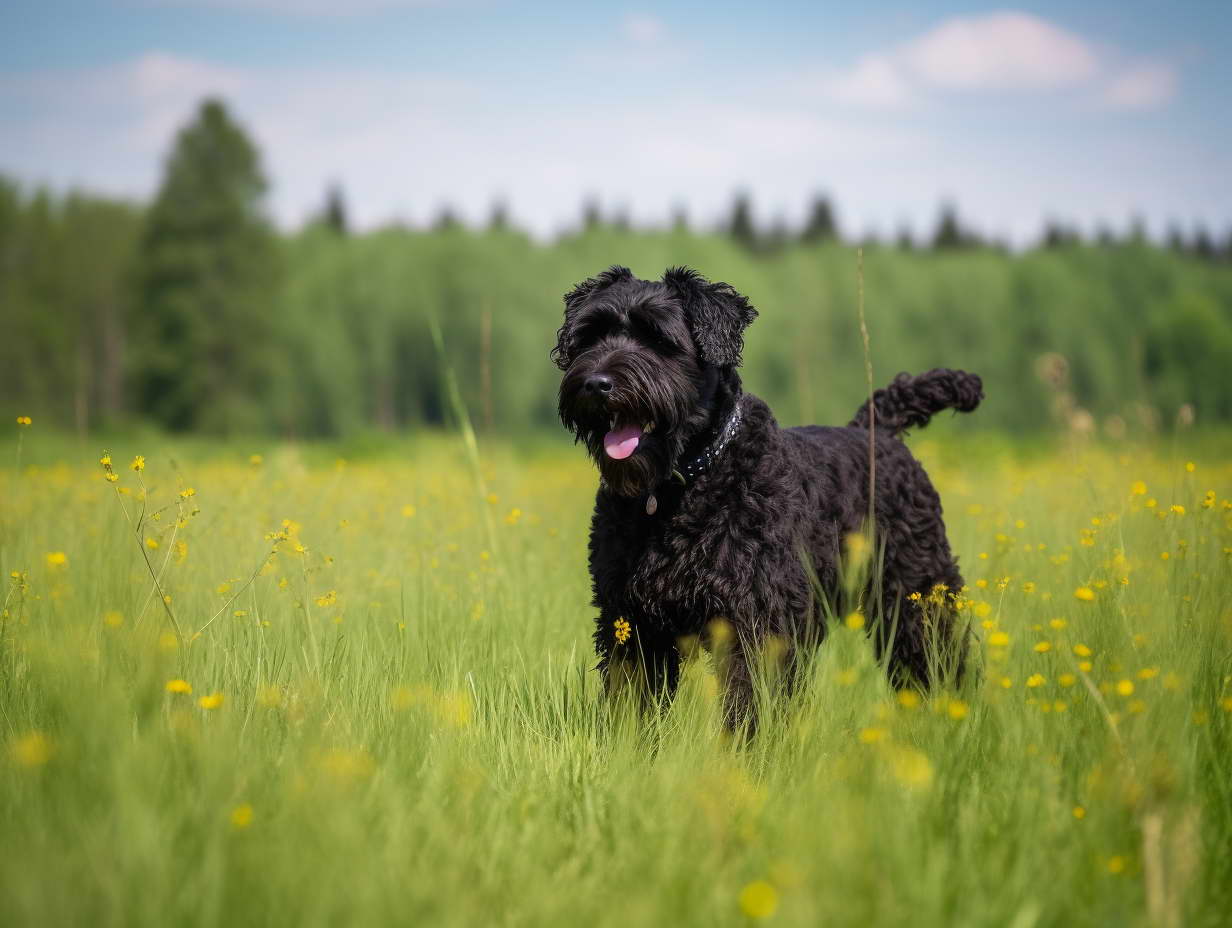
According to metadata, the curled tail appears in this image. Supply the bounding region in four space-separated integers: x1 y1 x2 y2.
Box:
848 368 983 438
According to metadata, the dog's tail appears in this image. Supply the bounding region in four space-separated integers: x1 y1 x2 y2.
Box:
848 368 983 438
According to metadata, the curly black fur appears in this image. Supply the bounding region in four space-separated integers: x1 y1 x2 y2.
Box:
554 266 983 732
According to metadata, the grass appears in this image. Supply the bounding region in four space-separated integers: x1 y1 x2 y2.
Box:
1 428 1230 927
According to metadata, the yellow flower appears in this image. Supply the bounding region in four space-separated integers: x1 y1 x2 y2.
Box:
988 631 1010 647
504 507 522 526
165 679 192 694
836 668 857 686
896 690 921 709
230 803 254 830
1137 667 1159 680
1073 643 1092 657
179 487 196 499
10 732 52 767
1021 581 1036 594
858 727 888 744
16 415 32 426
1130 480 1146 495
249 454 263 466
198 692 224 710
99 453 112 467
130 455 145 472
1026 674 1046 688
315 590 338 608
1058 673 1076 688
1078 660 1093 673
844 611 865 630
1034 641 1052 653
45 551 67 568
1170 505 1185 516
999 677 1013 689
1049 618 1067 630
1115 680 1134 697
1184 461 1195 473
738 881 778 919
103 610 124 628
1074 587 1095 602
946 699 969 720
613 617 631 645
145 537 159 550
1107 856 1127 875
1073 805 1086 820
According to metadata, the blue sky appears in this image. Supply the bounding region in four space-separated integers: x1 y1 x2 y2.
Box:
2 1 1228 242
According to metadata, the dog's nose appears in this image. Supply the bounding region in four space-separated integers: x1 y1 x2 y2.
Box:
584 374 614 396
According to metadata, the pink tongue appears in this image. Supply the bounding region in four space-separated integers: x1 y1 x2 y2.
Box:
603 425 642 460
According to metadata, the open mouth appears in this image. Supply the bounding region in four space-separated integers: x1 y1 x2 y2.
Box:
602 420 655 460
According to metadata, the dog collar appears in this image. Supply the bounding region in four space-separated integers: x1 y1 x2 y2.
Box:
646 399 744 515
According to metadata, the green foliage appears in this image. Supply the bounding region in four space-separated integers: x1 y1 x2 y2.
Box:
3 170 1232 438
132 99 283 434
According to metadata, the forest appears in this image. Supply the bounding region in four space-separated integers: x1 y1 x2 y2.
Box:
4 99 1231 439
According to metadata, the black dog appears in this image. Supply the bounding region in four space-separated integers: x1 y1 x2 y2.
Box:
553 265 982 731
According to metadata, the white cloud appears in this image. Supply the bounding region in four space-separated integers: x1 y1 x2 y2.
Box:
901 11 1098 90
816 11 1176 112
817 53 914 108
1098 61 1178 109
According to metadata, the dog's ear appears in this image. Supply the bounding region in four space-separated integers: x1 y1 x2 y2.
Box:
662 266 758 367
551 265 633 370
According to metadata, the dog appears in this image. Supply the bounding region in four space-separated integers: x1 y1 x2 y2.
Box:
553 265 982 731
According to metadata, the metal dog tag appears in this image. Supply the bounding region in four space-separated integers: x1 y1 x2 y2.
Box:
645 493 658 516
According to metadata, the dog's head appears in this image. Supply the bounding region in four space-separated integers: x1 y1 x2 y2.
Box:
553 265 757 497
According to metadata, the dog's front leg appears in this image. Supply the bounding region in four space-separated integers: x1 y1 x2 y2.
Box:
595 615 681 714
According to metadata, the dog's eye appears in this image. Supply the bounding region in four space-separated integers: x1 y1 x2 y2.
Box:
630 318 677 355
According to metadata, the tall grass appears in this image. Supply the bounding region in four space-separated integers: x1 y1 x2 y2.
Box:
1 430 1230 926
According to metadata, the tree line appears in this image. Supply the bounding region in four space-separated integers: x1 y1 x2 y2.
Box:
3 99 1231 438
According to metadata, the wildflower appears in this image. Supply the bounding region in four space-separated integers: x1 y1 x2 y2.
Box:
738 881 778 919
1107 856 1127 875
887 745 934 788
1053 700 1068 712
249 454 263 466
999 677 1013 689
1073 805 1086 819
1170 505 1185 516
10 732 51 767
145 537 159 550
1137 667 1159 680
946 699 969 720
858 727 888 744
1115 680 1134 697
1049 618 1067 630
836 668 857 686
165 679 192 694
130 455 145 472
974 601 992 619
1073 644 1092 657
896 690 921 710
844 611 865 630
16 415 32 426
1185 461 1195 473
1130 481 1146 495
1026 674 1046 688
1074 587 1095 602
504 507 522 526
45 551 67 568
179 487 196 499
402 504 417 518
613 617 631 645
1034 641 1052 653
1078 661 1093 673
975 578 988 589
99 453 111 467
103 610 124 628
315 590 338 608
1022 581 1036 594
230 803 254 830
1059 673 1076 687
198 692 224 710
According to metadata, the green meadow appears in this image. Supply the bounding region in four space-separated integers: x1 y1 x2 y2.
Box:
2 428 1229 927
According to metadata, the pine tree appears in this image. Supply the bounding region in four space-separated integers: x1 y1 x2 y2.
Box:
727 192 757 251
931 203 966 250
133 98 282 433
321 183 348 235
800 195 838 244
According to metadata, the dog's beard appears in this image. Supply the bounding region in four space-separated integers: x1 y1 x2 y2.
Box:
559 346 704 498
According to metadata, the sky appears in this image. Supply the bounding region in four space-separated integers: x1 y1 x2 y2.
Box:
1 0 1229 243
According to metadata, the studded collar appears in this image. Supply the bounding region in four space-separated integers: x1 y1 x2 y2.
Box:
671 397 744 487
